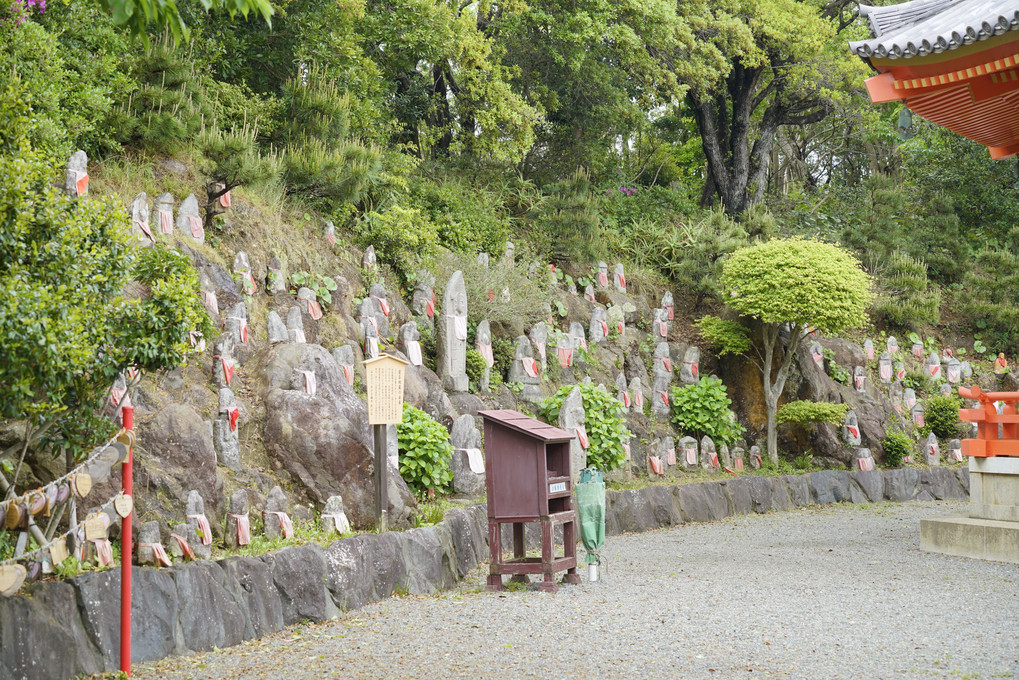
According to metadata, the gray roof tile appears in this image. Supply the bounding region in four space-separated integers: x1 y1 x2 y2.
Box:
849 0 1019 59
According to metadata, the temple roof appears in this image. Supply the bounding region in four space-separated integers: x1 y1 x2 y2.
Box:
849 0 1019 59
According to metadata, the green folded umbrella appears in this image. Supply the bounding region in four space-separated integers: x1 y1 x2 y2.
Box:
576 467 605 565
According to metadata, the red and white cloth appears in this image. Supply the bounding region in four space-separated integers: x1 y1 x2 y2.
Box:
364 336 379 358
929 364 941 379
187 215 203 239
406 341 423 366
135 219 154 242
633 390 644 408
158 209 173 234
340 364 354 385
477 342 494 368
223 406 239 432
187 514 213 545
846 425 859 439
170 533 197 560
413 295 435 318
576 426 589 449
323 512 351 534
303 297 324 320
855 457 875 472
95 539 114 567
515 357 539 378
140 542 173 567
371 296 390 316
614 271 626 290
214 355 234 386
665 306 674 321
300 370 317 396
292 327 306 344
656 356 672 372
447 315 468 341
649 456 664 475
202 290 219 317
110 384 126 407
599 320 609 337
734 457 744 472
656 321 668 338
656 390 670 407
74 172 89 197
684 361 699 378
227 513 251 546
225 316 249 343
557 347 573 368
616 321 624 334
264 511 294 539
854 375 865 390
685 447 697 466
811 350 823 364
879 364 892 381
598 271 608 287
618 390 631 408
666 447 676 467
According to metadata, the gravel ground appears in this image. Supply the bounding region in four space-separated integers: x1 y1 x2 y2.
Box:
134 501 1019 680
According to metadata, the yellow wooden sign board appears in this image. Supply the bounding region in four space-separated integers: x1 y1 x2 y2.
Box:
364 353 410 425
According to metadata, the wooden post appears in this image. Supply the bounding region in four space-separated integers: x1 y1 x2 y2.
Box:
373 423 388 533
363 354 409 533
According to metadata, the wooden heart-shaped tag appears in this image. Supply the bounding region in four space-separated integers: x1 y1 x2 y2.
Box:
0 564 27 597
84 515 107 542
49 538 69 566
73 473 92 498
113 494 133 519
4 503 23 530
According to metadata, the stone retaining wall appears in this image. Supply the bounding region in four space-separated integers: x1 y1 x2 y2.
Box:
0 468 967 680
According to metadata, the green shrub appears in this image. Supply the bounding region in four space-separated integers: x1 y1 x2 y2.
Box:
531 168 603 265
430 251 552 329
669 376 744 446
396 403 453 496
356 206 438 285
922 394 963 439
776 401 848 425
538 384 627 471
465 349 487 391
903 369 935 397
882 429 913 468
409 175 511 256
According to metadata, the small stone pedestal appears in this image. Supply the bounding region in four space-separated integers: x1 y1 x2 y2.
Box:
921 457 1019 564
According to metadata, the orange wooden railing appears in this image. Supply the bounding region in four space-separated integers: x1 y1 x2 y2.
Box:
958 385 1019 457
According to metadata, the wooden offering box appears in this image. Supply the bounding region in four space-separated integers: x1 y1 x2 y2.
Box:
480 409 580 592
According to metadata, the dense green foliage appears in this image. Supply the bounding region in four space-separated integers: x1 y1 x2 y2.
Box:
396 403 453 496
539 384 628 472
722 239 873 335
669 377 744 446
695 316 751 357
922 395 963 440
0 93 209 458
776 401 848 426
882 429 913 468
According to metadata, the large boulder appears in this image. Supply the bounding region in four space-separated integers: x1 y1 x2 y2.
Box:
260 343 416 528
132 403 223 527
171 562 247 652
0 581 103 679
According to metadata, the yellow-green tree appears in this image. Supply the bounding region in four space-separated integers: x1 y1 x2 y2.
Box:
706 238 872 463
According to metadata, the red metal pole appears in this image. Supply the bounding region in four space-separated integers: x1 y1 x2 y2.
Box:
120 406 134 676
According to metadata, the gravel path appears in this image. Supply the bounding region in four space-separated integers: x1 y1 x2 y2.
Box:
135 501 1019 680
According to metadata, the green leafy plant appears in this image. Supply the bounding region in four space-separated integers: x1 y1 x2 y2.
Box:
921 394 963 439
823 348 850 386
291 271 338 306
669 376 745 446
903 369 935 397
396 403 453 496
882 428 914 468
695 315 751 356
465 349 487 391
776 401 848 425
538 384 627 471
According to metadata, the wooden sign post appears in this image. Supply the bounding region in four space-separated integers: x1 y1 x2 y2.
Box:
364 354 410 532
